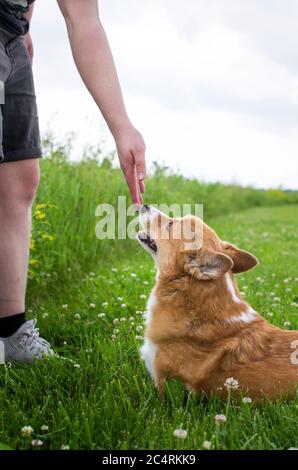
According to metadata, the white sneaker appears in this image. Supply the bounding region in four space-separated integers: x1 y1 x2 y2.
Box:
0 319 54 364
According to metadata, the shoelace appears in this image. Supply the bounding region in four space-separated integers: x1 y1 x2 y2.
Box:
18 320 51 353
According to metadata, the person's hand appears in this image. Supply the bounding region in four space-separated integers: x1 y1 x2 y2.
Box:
114 125 146 206
23 33 34 63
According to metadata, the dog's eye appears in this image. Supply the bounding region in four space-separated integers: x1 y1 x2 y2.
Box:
166 221 174 232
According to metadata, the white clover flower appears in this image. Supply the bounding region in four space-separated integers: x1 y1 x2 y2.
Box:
21 426 34 437
129 316 135 322
62 304 68 309
113 329 120 334
61 445 70 450
286 288 292 293
117 297 123 301
121 304 127 308
131 273 137 277
42 312 49 318
173 428 188 439
143 281 149 285
203 440 212 450
90 303 96 309
89 272 95 277
136 335 144 340
113 318 119 324
40 425 49 432
291 302 298 308
273 297 281 302
215 414 227 425
63 341 68 345
111 334 116 341
31 440 43 447
102 302 108 307
97 313 106 318
242 397 252 404
283 321 291 327
111 268 118 272
74 313 81 319
284 279 289 284
85 349 92 353
256 292 263 297
136 310 142 315
224 377 239 390
120 317 126 322
267 312 274 317
136 325 143 332
140 294 146 299
73 363 81 369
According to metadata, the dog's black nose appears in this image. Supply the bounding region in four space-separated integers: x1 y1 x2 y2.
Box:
142 204 150 212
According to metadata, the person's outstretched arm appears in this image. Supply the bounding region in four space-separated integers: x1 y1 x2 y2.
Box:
57 0 146 205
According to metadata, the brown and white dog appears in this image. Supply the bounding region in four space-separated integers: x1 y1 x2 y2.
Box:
137 205 298 400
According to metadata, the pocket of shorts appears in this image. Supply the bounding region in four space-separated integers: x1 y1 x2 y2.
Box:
6 36 28 66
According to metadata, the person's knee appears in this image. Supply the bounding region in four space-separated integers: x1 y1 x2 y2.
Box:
20 165 40 205
0 160 40 210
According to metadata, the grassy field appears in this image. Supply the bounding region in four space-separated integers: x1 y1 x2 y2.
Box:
0 149 298 450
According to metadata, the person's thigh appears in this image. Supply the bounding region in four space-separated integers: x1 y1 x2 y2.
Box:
1 35 42 164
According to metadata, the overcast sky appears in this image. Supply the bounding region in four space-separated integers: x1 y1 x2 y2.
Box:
31 0 298 189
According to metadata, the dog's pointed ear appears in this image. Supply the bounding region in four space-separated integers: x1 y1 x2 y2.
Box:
222 242 258 274
184 251 233 280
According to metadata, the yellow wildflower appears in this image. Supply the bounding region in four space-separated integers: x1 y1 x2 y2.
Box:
36 203 46 210
41 233 54 241
35 210 46 220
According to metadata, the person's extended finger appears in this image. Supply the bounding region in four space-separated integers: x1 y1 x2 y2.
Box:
122 161 142 206
139 180 145 193
135 164 143 204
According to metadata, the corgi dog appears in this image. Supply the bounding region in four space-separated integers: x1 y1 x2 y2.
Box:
137 205 298 400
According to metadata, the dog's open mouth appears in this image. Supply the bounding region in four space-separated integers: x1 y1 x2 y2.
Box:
137 232 158 253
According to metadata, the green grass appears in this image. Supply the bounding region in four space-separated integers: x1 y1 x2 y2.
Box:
0 150 298 450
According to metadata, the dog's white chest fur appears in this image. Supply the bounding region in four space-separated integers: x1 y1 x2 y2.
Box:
140 291 158 383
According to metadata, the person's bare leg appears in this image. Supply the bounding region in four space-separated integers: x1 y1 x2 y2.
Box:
0 159 40 317
0 159 53 362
